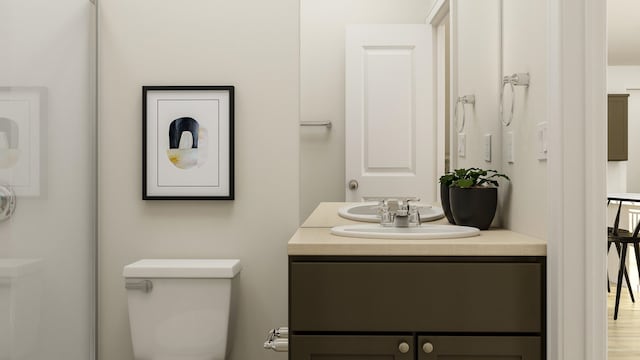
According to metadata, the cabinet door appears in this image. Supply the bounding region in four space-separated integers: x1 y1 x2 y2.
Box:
608 94 629 161
417 336 541 360
291 335 414 360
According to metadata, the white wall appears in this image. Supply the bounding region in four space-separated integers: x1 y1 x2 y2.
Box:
607 66 640 193
98 1 299 360
500 0 548 239
607 161 627 193
450 0 548 238
608 0 640 65
451 0 503 225
453 0 501 170
299 0 433 221
0 1 95 359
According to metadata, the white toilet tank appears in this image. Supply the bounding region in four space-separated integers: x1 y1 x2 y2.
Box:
124 259 241 360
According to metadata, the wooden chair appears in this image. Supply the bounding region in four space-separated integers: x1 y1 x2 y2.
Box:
607 200 634 297
609 200 640 320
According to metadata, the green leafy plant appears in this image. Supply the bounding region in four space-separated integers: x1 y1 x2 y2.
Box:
439 168 510 189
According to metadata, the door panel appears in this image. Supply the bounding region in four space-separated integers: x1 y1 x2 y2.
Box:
291 335 413 360
345 25 434 202
363 46 415 172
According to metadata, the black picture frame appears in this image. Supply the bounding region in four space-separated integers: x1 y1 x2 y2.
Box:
142 85 234 200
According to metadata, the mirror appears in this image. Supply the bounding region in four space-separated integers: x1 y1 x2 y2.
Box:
300 0 547 237
299 0 435 220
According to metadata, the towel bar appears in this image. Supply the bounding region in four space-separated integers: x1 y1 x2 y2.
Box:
300 121 332 129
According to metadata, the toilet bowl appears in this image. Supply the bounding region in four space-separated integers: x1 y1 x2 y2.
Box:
124 259 241 360
0 258 42 360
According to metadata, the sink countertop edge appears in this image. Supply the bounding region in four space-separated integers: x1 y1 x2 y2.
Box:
288 227 547 256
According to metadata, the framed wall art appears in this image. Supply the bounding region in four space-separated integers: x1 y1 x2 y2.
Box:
0 87 45 196
143 86 234 200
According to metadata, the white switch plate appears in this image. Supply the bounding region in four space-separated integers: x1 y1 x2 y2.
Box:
536 122 548 160
458 133 466 157
484 134 492 162
506 131 515 164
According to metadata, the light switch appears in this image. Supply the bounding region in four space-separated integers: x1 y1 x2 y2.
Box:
458 133 466 157
484 134 492 162
506 131 515 164
537 122 548 160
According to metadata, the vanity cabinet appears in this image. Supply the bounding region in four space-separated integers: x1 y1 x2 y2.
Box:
289 256 546 360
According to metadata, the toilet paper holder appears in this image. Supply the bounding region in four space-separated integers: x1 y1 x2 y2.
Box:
0 184 16 222
264 327 288 352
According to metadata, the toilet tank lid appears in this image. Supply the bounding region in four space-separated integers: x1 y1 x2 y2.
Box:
123 259 241 278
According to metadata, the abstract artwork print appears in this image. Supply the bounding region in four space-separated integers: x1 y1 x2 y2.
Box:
167 117 208 169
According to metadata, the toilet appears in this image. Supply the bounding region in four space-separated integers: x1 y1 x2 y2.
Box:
124 259 241 360
0 258 42 360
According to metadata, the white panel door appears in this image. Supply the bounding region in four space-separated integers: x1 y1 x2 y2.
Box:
345 24 434 202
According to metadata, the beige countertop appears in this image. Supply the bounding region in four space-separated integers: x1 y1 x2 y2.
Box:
290 202 547 256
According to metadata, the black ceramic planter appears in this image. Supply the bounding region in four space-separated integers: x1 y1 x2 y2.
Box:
449 186 497 230
440 183 456 224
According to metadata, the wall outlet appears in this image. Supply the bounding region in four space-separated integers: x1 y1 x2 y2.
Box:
536 122 548 160
506 131 515 164
484 134 492 162
458 133 466 157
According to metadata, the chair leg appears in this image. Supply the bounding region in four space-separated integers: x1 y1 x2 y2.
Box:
615 242 635 302
608 241 613 293
634 242 640 298
615 244 628 320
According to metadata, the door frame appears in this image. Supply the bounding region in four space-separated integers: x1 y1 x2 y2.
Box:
546 0 607 359
428 0 455 181
428 0 608 359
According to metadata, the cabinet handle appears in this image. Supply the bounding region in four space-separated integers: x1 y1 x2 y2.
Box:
422 342 434 353
398 342 410 354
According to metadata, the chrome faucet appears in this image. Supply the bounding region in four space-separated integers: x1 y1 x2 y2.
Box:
379 198 421 227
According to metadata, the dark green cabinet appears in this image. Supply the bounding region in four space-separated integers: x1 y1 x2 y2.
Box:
289 256 546 360
608 94 629 161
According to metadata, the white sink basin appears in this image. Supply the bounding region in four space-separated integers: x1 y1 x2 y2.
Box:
331 224 480 240
330 224 480 240
338 202 445 223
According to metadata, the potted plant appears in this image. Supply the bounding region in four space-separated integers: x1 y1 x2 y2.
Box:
438 169 466 224
446 168 510 230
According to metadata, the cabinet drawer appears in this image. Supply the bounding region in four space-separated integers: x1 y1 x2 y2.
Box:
290 261 542 332
418 335 541 359
290 335 414 360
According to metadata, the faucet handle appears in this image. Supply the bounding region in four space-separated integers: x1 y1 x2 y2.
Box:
407 202 421 227
386 199 400 213
379 201 393 227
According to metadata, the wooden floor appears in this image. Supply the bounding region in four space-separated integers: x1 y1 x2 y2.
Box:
609 288 640 359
